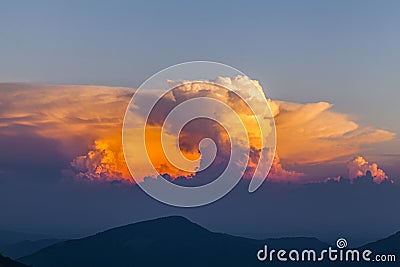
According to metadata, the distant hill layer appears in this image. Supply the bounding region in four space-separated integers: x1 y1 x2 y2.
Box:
1 239 63 259
0 230 51 249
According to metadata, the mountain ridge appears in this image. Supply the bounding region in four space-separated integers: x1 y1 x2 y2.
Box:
19 216 398 267
19 216 328 267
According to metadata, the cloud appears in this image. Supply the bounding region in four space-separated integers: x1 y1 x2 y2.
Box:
0 81 396 183
0 83 132 142
121 76 396 182
267 153 304 181
0 83 133 180
347 156 388 183
273 101 395 166
70 134 131 181
0 83 132 128
123 77 276 182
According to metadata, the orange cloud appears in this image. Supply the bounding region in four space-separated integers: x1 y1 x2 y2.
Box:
135 81 267 181
0 81 396 183
0 83 132 159
274 101 395 165
70 134 131 181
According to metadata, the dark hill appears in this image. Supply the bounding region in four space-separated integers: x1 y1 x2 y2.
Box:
0 253 30 267
361 230 400 253
357 231 399 266
19 216 331 267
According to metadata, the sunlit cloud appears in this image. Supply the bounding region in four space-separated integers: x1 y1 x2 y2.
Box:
347 156 388 183
0 83 133 158
0 81 396 183
123 77 274 183
273 101 395 165
71 134 131 181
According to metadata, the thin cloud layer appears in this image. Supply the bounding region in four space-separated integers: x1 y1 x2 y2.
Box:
0 83 132 161
274 101 395 165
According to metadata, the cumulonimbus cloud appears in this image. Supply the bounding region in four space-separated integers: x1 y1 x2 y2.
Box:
0 81 396 183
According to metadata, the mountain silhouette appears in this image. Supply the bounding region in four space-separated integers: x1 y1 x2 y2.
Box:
0 253 30 267
19 216 329 267
18 216 400 267
314 232 400 267
356 231 399 266
1 239 63 259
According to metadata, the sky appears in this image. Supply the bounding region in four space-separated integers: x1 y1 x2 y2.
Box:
0 1 400 244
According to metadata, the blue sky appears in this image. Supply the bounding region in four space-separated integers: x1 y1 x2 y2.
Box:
1 0 399 134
